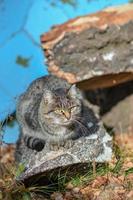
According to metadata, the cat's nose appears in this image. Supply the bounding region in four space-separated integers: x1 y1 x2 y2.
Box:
64 111 71 120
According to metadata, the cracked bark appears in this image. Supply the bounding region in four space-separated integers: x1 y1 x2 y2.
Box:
41 4 133 89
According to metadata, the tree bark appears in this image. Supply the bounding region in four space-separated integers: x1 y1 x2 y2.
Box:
41 4 133 90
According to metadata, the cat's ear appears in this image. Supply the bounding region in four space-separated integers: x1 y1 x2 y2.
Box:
43 89 54 104
68 84 83 99
68 84 77 97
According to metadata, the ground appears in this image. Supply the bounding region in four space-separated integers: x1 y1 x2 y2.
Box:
0 133 133 200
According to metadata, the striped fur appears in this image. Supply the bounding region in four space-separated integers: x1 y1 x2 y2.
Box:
24 135 45 151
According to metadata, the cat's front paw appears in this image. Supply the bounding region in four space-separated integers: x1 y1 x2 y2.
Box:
48 140 74 151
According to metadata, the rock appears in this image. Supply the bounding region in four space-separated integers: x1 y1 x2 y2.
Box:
17 103 112 185
85 80 133 133
102 94 133 133
41 4 133 90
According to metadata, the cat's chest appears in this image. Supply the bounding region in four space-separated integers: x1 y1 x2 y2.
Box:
44 125 74 141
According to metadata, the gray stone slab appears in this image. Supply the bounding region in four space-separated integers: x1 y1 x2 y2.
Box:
17 120 112 183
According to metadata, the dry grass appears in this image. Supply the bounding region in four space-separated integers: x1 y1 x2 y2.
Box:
0 133 133 200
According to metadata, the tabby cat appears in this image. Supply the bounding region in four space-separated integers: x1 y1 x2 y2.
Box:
16 75 96 151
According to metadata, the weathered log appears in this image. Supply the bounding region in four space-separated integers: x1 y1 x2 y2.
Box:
41 4 133 90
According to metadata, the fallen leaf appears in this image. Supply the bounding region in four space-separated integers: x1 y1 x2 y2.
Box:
91 176 108 188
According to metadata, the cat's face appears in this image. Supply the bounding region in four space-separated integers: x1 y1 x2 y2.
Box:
40 85 82 127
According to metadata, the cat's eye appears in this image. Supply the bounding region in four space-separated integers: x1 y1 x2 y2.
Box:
54 109 69 116
55 109 63 114
54 109 60 114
